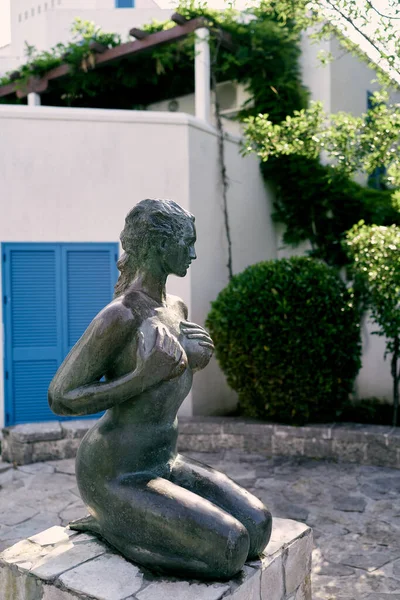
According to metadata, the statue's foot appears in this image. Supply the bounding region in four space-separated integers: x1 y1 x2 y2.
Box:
69 514 102 536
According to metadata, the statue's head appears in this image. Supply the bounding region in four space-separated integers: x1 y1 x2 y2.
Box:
115 199 196 296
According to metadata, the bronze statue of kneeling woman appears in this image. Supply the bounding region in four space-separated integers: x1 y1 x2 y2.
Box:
48 199 272 580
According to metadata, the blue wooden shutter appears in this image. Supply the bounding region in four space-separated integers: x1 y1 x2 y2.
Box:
62 245 118 354
3 245 63 424
62 246 117 420
3 243 118 425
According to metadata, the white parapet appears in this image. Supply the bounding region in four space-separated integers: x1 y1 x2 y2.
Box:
0 519 312 600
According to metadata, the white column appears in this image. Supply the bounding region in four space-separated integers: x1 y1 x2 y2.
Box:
28 93 41 106
195 27 211 123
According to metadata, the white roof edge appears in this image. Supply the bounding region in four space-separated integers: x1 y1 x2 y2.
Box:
0 104 243 142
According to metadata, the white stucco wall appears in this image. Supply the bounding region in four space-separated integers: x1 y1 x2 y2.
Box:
300 32 331 112
187 125 277 415
0 104 276 426
0 106 191 427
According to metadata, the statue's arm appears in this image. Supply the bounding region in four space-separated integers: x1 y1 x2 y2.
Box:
48 302 146 416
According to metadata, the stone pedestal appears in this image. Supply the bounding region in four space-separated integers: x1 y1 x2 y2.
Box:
0 519 312 600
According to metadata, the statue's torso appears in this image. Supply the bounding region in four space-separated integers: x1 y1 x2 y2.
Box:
76 292 201 486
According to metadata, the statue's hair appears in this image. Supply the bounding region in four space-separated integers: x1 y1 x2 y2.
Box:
114 199 195 297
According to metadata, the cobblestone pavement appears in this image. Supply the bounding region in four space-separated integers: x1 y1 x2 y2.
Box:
0 451 400 599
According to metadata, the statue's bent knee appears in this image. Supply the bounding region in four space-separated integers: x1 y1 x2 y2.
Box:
209 521 250 579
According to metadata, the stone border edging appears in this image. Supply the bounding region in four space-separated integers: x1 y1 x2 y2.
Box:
1 419 98 465
1 416 400 468
178 417 400 469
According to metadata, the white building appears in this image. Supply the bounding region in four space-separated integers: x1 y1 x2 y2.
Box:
0 1 398 428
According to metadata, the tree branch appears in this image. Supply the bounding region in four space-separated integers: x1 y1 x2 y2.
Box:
324 0 389 59
366 0 400 20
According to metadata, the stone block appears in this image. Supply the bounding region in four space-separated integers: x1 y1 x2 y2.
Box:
2 439 34 465
42 587 78 600
229 567 261 600
2 538 59 570
179 417 224 435
31 539 107 581
10 423 63 443
243 425 274 454
389 429 400 448
306 424 334 440
59 553 144 599
260 555 284 600
272 435 304 457
294 573 312 600
0 563 44 600
284 530 313 595
1 439 11 462
136 580 230 600
28 527 79 547
303 438 332 460
31 439 80 463
0 520 312 599
332 423 391 443
178 433 245 453
266 518 310 556
60 420 97 440
331 439 367 463
222 419 271 435
178 434 210 452
274 425 331 440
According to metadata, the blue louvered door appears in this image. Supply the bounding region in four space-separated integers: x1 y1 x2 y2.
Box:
3 246 63 425
2 243 118 425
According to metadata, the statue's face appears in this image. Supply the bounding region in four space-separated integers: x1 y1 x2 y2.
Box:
162 220 197 277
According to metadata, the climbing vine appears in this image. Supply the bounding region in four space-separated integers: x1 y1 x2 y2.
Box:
0 2 308 123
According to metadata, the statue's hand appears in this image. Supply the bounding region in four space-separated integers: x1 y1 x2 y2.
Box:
136 325 187 384
181 321 214 352
180 321 214 371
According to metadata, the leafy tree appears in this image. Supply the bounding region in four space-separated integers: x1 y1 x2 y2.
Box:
255 0 400 87
345 222 400 425
243 100 400 265
311 0 400 86
244 97 400 186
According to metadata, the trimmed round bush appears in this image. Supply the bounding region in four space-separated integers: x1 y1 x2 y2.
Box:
206 257 362 425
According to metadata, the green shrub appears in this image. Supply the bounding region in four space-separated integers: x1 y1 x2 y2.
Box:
206 257 362 425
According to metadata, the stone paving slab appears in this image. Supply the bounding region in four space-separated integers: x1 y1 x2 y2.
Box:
0 450 400 598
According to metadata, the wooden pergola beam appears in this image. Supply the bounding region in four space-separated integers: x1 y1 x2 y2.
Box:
129 27 149 40
0 16 233 100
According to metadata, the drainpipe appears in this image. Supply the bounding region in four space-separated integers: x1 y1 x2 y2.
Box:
195 27 211 123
